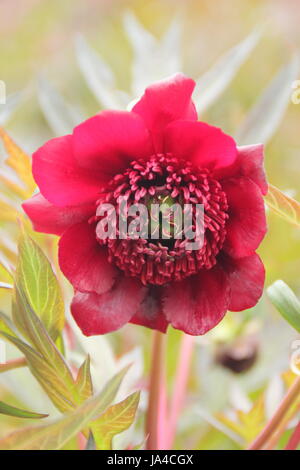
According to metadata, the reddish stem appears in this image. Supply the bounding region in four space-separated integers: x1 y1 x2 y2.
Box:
285 420 300 450
146 331 168 450
0 357 26 373
167 333 195 448
248 376 300 450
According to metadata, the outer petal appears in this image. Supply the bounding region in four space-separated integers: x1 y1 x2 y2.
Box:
164 120 237 171
73 110 153 173
130 287 168 333
223 177 267 258
133 73 197 152
23 193 95 236
214 144 267 195
71 277 147 335
221 253 265 311
162 266 230 335
32 135 103 207
59 222 117 295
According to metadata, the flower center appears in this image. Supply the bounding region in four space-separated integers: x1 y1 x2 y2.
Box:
94 154 228 286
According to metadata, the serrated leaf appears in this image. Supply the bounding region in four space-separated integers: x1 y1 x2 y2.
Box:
193 28 261 112
267 280 300 333
10 286 78 410
38 77 84 135
91 391 140 450
265 184 300 228
12 284 65 363
75 34 124 109
0 366 130 450
0 127 35 193
76 355 93 402
0 401 47 419
15 233 64 340
6 280 90 413
5 282 78 411
236 56 299 144
0 331 76 413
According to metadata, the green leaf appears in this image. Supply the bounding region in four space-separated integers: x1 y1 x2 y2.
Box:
194 27 261 112
91 391 140 450
15 233 64 340
0 366 130 450
235 55 299 145
0 331 76 413
76 355 93 403
265 184 300 228
6 286 80 412
12 285 73 382
1 285 79 412
55 333 65 356
0 311 17 337
267 280 300 333
0 401 48 419
7 285 95 413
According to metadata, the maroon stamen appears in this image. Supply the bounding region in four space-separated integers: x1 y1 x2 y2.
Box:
94 154 229 286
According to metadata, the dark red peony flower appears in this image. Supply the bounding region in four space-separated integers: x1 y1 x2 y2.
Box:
23 74 267 336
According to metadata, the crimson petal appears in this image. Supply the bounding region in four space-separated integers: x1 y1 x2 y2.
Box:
131 287 168 333
163 266 230 335
71 278 147 335
133 73 197 152
215 144 267 195
221 253 265 311
59 221 117 295
32 134 103 207
164 120 237 171
73 110 153 173
223 177 267 258
23 193 95 236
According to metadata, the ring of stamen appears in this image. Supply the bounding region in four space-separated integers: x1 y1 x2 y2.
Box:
93 154 228 286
